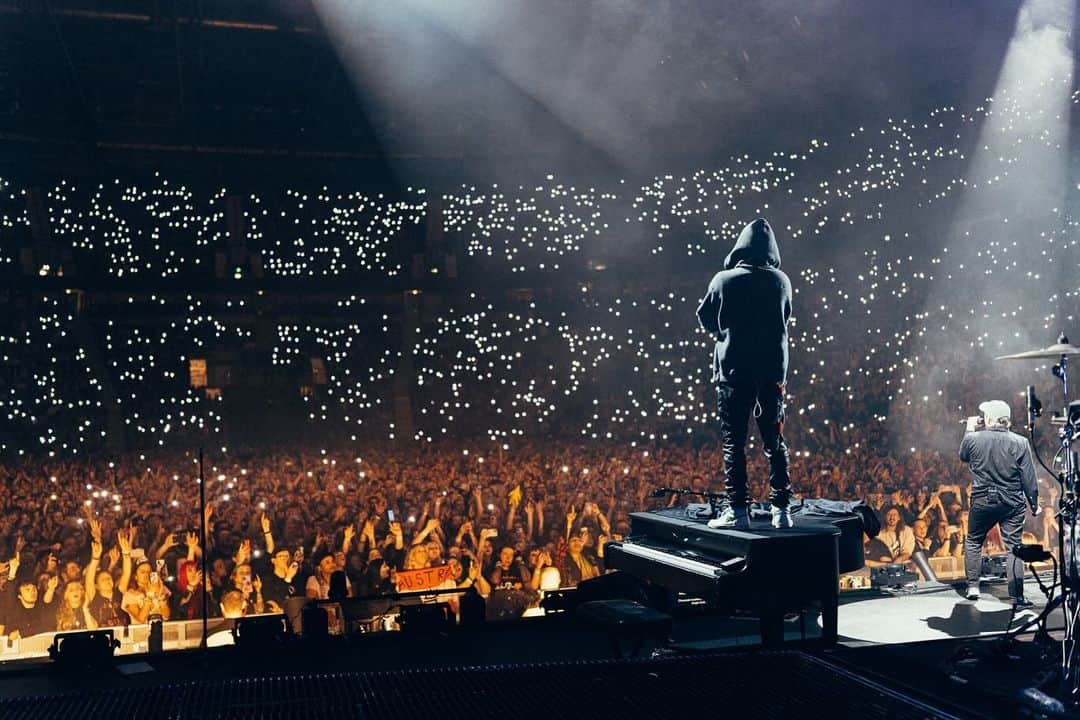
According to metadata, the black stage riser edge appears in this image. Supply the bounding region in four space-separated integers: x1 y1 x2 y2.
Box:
0 651 958 720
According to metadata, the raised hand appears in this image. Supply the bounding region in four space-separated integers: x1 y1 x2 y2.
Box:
237 538 252 563
260 513 271 535
91 539 103 560
566 505 577 526
88 517 103 544
47 575 59 592
343 524 356 545
253 575 263 593
117 527 132 554
185 531 199 549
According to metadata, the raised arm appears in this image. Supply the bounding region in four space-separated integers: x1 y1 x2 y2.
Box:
411 518 439 547
505 494 520 532
117 528 133 594
84 539 102 604
260 513 275 555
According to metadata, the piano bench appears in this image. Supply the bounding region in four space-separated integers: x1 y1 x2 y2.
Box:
576 600 672 660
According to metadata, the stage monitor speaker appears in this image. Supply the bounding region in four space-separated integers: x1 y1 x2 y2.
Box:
486 589 533 621
981 554 1008 578
48 629 119 668
543 571 654 615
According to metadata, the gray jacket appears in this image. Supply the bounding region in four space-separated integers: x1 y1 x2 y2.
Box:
958 427 1038 512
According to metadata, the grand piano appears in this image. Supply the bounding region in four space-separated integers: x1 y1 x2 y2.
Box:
604 505 865 645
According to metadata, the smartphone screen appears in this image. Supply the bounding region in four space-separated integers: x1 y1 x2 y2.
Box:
149 571 159 585
387 509 395 522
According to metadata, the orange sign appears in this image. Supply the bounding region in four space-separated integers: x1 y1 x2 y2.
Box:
395 565 456 592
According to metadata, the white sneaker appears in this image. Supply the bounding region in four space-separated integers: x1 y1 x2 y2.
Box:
966 584 980 600
771 505 793 529
708 505 750 530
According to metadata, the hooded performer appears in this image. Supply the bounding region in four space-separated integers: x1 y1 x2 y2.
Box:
696 218 793 529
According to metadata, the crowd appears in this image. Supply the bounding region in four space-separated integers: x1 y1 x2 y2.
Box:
0 407 1063 640
2 82 1080 641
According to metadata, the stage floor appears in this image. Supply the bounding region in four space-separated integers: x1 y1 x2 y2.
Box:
0 577 1071 718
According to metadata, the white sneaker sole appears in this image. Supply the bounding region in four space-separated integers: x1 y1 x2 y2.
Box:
708 518 749 530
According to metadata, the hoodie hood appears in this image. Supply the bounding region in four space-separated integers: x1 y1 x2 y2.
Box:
724 218 781 270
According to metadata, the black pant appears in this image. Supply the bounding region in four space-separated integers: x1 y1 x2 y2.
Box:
716 378 791 509
965 493 1026 600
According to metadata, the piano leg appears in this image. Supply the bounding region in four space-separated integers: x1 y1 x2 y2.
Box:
760 610 785 647
819 587 838 645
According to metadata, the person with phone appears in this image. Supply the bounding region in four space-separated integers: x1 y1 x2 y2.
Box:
259 547 300 609
960 400 1041 606
122 560 171 623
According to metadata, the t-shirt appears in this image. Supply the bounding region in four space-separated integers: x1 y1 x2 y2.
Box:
305 574 351 600
489 561 530 590
89 591 130 627
122 587 171 622
260 572 296 608
875 527 915 560
5 596 53 637
56 606 92 632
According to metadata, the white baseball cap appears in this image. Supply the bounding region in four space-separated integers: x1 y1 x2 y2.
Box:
978 400 1011 424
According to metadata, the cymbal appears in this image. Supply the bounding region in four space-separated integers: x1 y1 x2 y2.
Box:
996 343 1080 360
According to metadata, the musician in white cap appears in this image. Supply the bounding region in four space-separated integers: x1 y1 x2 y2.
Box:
959 399 1041 606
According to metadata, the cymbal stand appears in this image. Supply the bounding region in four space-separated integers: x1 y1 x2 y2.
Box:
1022 344 1080 701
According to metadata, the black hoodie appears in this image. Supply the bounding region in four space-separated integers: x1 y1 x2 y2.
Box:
696 218 792 384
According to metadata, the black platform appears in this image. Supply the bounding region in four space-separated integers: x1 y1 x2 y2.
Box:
606 506 862 645
0 649 958 720
0 594 1066 719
